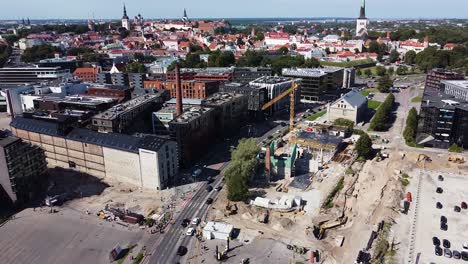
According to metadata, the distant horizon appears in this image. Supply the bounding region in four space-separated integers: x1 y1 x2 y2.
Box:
1 0 467 21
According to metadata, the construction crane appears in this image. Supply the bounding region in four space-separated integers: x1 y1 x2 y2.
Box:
261 82 299 132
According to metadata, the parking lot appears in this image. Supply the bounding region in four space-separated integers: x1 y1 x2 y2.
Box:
0 208 144 264
413 171 468 263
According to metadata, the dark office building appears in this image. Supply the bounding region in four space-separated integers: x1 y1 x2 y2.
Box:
97 72 146 89
0 66 71 86
282 67 344 102
417 72 468 149
220 82 268 112
0 131 47 205
424 68 464 91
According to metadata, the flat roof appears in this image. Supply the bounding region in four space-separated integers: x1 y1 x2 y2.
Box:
203 92 243 106
422 88 468 111
93 94 160 121
35 95 116 106
442 80 468 90
282 67 342 77
203 221 234 234
0 136 20 148
250 76 292 84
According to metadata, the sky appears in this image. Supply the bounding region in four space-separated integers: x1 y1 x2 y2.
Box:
0 0 467 20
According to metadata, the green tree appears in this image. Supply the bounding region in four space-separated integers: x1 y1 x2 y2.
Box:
377 75 393 93
356 68 362 76
125 62 146 73
368 41 381 53
278 46 289 55
396 65 408 75
255 31 265 41
375 66 387 76
364 68 372 77
403 107 418 144
387 67 395 76
369 93 395 131
448 143 462 153
389 49 400 63
404 50 417 65
21 45 60 62
355 133 373 159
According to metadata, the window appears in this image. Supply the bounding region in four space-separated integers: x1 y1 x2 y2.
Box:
68 161 76 168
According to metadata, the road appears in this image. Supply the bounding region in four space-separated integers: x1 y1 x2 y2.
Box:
143 120 289 264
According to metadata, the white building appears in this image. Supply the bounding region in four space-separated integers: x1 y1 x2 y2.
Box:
355 0 369 38
203 222 234 241
441 80 468 102
327 90 368 124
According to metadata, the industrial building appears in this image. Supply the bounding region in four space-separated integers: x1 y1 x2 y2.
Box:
92 92 165 133
0 130 47 205
327 90 368 124
34 95 117 112
144 79 219 99
10 117 178 190
282 67 344 103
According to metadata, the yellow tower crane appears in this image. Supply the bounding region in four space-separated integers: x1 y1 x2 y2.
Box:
261 82 299 132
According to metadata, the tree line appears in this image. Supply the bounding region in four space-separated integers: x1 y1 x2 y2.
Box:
369 93 395 131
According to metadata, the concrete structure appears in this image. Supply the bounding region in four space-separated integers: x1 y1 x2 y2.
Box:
220 82 268 113
343 68 356 89
10 117 178 190
203 92 248 136
266 142 298 179
327 90 367 124
282 67 344 103
92 93 165 133
203 222 234 240
355 0 369 38
441 80 468 101
0 131 47 204
0 66 71 86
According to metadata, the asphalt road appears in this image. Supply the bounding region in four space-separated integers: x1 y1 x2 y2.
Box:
145 120 291 264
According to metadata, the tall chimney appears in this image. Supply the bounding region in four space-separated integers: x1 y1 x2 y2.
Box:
175 63 183 117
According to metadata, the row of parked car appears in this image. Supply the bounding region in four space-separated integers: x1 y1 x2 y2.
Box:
433 175 468 260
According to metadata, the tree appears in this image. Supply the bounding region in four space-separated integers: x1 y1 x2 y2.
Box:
368 41 381 53
356 68 362 76
324 47 331 55
369 93 395 131
225 138 260 201
255 31 265 41
355 133 373 159
387 67 395 76
389 49 400 63
302 58 320 68
403 107 418 144
133 52 145 62
217 51 235 67
448 143 462 153
364 68 372 77
375 66 387 76
396 65 408 75
236 50 264 67
377 75 393 93
21 45 60 62
125 62 146 73
119 30 130 39
404 50 417 65
278 46 289 55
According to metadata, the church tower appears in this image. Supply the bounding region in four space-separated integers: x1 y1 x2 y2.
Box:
122 4 130 30
355 0 369 38
182 8 189 22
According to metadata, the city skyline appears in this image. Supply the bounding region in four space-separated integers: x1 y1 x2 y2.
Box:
0 0 467 20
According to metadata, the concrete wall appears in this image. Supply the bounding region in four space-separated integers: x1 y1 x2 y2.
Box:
327 101 358 124
103 147 142 187
139 149 159 190
0 148 17 203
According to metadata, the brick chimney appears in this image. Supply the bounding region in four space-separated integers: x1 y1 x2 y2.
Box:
175 63 183 117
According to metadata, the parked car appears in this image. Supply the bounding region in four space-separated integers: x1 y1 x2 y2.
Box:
177 246 187 256
436 187 443 193
455 206 461 212
441 222 448 231
435 246 443 256
181 219 190 228
215 186 222 192
443 239 451 248
438 175 444 181
436 202 443 209
191 217 200 226
206 198 213 204
444 248 452 258
206 185 213 192
433 237 440 246
462 202 468 209
454 250 461 259
185 227 195 236
461 251 468 260
441 216 447 223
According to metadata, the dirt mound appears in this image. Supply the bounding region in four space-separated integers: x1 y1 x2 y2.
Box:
272 217 294 231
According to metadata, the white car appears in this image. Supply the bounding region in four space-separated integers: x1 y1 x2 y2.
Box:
191 217 200 226
186 227 195 236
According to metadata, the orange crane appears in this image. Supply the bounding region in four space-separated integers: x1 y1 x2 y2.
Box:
261 82 299 132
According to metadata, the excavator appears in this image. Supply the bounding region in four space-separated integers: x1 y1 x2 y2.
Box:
313 216 348 240
261 82 300 132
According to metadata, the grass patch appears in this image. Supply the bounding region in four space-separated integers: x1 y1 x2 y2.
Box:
306 111 326 121
321 58 375 68
406 141 424 148
345 168 354 175
132 252 145 264
353 129 366 136
322 177 345 209
411 96 422 103
368 100 382 110
360 88 379 96
448 143 463 153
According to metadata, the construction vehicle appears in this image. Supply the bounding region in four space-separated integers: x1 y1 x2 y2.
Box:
448 156 465 164
313 216 348 240
261 82 299 132
224 202 238 216
417 154 431 168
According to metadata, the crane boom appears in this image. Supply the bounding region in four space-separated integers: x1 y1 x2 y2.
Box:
260 83 297 111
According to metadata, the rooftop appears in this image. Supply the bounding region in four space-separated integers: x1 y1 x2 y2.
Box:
203 92 243 106
0 134 20 148
422 88 468 111
250 76 292 85
93 94 160 121
282 67 343 78
203 221 234 234
441 80 468 89
337 90 367 108
297 131 343 147
35 95 116 106
67 128 141 153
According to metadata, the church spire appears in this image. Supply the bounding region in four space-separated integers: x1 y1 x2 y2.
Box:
359 0 366 19
123 4 129 19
